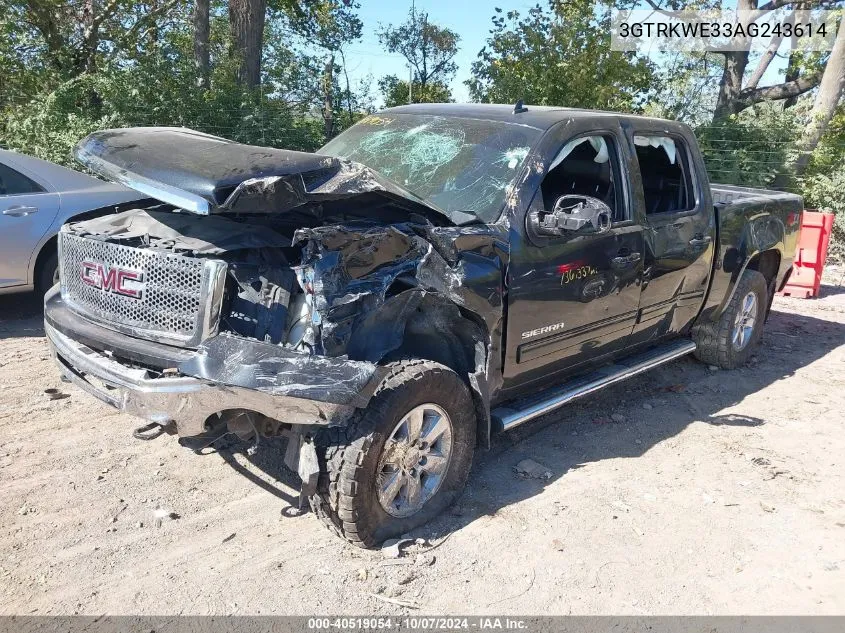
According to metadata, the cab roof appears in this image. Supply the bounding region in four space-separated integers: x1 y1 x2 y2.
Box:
382 103 687 133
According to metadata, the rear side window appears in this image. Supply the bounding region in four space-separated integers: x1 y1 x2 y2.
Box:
0 162 45 196
633 135 694 215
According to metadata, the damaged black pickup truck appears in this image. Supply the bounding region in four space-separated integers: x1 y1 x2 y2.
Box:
45 104 802 547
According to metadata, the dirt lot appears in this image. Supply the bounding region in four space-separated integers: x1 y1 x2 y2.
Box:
1 272 844 616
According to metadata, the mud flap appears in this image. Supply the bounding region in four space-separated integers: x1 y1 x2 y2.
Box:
285 433 320 509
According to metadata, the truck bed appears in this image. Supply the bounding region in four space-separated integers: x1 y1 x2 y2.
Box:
710 183 803 208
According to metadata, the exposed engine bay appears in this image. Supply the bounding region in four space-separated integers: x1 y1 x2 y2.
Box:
65 206 314 349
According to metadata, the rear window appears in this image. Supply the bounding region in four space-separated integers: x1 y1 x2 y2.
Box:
0 162 44 196
633 135 695 215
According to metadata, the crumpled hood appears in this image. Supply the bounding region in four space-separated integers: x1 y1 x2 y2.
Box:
74 127 454 225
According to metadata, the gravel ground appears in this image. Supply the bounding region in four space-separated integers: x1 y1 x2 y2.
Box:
1 271 844 616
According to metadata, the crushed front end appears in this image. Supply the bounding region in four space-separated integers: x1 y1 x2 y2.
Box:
46 213 399 498
45 127 509 504
45 210 389 439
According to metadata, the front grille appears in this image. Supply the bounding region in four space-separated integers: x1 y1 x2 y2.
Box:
59 231 226 346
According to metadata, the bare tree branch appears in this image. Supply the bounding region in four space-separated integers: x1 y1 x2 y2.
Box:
114 0 179 55
745 10 794 90
642 0 696 22
752 0 802 19
735 70 823 108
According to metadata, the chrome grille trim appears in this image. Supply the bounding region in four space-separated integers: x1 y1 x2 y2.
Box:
58 229 227 347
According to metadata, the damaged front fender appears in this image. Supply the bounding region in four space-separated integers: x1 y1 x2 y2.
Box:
292 221 509 443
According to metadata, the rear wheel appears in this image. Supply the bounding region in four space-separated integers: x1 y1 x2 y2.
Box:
309 360 476 548
36 251 59 296
692 268 768 369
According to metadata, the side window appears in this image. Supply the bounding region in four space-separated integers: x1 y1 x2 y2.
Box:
633 135 694 215
540 134 626 222
0 162 45 196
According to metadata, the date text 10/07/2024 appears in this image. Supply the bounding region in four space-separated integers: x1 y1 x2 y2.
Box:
307 617 530 631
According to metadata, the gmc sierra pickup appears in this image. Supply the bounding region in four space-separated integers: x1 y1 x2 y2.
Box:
45 104 802 547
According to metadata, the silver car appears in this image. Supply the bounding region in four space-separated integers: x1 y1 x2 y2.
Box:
0 149 143 295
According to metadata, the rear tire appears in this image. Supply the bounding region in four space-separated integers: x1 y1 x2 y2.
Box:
36 251 59 296
692 268 768 369
309 360 476 548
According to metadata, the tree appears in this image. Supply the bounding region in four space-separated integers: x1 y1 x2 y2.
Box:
229 0 266 89
467 1 657 111
378 75 452 107
639 0 832 120
644 52 724 124
710 0 824 119
11 0 179 81
789 15 845 176
193 0 210 89
377 7 460 99
290 0 363 138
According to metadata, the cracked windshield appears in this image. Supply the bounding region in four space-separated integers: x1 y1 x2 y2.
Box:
319 114 541 224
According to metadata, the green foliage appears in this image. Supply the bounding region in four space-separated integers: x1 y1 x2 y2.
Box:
2 75 123 165
799 170 845 212
692 104 845 217
0 3 56 110
1 64 325 168
797 108 845 213
377 8 460 92
695 106 798 188
692 102 845 217
643 52 723 126
0 0 374 166
466 1 657 111
378 75 452 108
291 0 363 52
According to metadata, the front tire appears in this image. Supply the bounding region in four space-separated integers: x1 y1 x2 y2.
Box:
692 269 768 369
309 360 476 548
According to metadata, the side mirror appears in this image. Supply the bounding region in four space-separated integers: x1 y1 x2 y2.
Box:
528 195 612 237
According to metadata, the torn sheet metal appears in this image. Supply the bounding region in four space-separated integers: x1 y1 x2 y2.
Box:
291 221 509 422
66 208 289 255
178 332 387 408
74 127 454 225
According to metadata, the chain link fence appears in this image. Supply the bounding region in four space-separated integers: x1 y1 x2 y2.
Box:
694 124 845 265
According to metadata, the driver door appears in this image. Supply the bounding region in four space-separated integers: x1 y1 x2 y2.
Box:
503 128 644 393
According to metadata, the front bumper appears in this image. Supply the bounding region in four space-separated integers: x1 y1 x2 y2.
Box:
45 288 383 437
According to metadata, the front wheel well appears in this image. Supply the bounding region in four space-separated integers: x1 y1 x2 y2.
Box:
369 295 492 449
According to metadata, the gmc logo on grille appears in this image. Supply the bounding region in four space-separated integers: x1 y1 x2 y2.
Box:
81 261 144 299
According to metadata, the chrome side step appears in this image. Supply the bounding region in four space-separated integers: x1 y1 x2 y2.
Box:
492 340 697 432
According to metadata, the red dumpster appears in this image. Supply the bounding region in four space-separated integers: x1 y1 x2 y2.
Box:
779 210 835 298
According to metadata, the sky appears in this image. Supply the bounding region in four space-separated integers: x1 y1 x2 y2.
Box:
343 0 538 104
341 0 790 107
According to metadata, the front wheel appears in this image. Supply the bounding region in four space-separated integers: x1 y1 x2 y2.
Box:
309 360 476 548
692 268 768 369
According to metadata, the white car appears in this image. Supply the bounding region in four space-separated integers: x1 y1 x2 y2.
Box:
0 149 143 295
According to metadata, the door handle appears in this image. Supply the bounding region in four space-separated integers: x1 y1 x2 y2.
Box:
2 205 38 217
611 251 641 268
688 235 712 248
